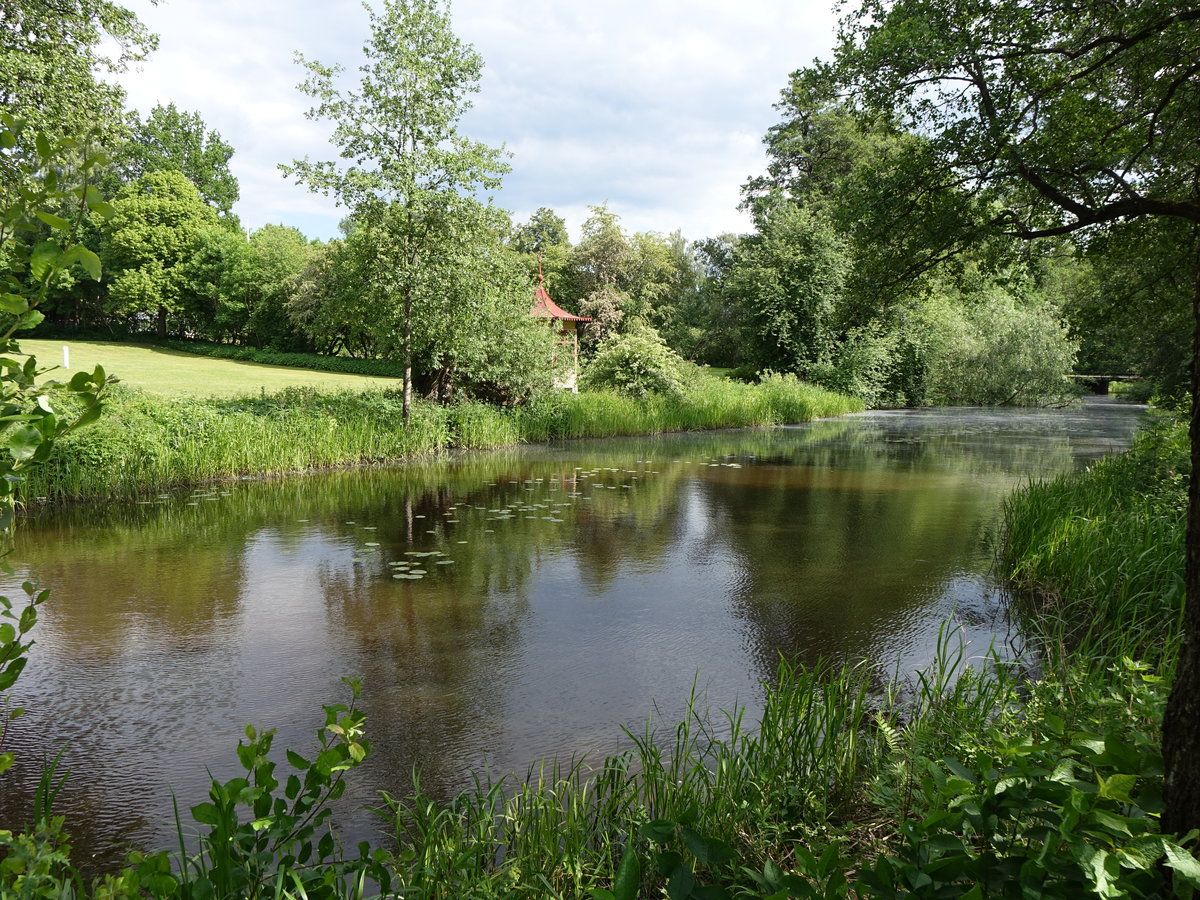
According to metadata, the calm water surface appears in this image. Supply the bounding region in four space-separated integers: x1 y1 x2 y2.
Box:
0 401 1145 865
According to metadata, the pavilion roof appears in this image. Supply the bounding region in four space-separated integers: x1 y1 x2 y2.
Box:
529 269 591 322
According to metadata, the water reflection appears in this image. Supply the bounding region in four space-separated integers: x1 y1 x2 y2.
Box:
0 401 1144 867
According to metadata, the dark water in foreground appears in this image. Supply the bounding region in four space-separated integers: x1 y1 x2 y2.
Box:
0 401 1144 867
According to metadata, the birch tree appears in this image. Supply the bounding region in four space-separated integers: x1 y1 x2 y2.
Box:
282 0 508 417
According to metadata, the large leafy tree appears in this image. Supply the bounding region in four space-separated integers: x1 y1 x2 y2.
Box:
726 202 848 376
818 0 1200 834
0 0 154 156
115 103 240 216
243 224 312 349
510 207 573 312
511 206 570 255
282 0 509 417
102 170 220 335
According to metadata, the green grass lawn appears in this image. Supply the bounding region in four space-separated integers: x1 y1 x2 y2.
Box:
20 339 402 398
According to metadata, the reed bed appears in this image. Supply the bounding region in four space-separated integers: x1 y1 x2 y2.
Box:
22 375 862 502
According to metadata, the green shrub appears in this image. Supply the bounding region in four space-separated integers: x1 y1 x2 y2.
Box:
580 325 685 398
919 294 1080 407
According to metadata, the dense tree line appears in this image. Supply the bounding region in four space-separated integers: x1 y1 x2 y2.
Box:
4 0 1179 415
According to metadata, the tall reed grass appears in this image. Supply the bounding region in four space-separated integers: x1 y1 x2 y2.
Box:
374 658 939 898
998 414 1187 667
22 374 862 502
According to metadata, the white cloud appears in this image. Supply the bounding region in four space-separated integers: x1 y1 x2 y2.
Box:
110 0 838 242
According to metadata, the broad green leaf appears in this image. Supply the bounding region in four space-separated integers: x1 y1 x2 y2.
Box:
190 802 219 825
18 309 45 330
7 425 42 461
29 242 59 281
59 245 102 280
611 844 642 900
1164 842 1200 888
89 200 116 219
35 132 50 159
1097 773 1136 803
0 295 28 315
82 184 110 216
34 210 71 231
640 819 676 845
287 749 311 770
72 402 103 430
681 828 735 866
667 865 696 900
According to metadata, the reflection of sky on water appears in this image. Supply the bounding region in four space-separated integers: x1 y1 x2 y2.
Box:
0 400 1146 868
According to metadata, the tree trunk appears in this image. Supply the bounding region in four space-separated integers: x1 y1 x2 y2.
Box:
1161 233 1200 837
156 305 167 337
402 287 413 420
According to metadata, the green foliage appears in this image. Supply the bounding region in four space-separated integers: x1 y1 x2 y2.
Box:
115 102 239 215
181 223 255 341
0 0 154 154
242 224 312 350
918 290 1080 407
0 114 112 893
1069 219 1194 397
510 206 570 255
804 325 906 409
0 115 113 530
727 203 848 377
101 170 221 332
1 683 384 899
0 582 48 777
826 0 1199 243
858 660 1196 899
283 0 510 416
175 678 384 899
581 324 685 398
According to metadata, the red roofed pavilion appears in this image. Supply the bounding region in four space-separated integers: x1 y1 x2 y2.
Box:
530 259 590 391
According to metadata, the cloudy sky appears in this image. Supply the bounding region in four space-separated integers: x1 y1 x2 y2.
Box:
111 0 840 242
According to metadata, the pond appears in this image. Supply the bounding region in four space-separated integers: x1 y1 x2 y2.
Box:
0 400 1145 867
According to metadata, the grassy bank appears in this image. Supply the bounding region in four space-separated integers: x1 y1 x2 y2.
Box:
998 414 1187 667
22 371 861 502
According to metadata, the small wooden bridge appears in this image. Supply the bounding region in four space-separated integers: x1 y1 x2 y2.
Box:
1067 374 1144 395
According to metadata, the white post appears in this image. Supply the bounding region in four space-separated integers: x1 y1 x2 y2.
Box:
62 345 70 369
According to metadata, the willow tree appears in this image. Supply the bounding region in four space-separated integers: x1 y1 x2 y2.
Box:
812 0 1200 834
282 0 508 417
